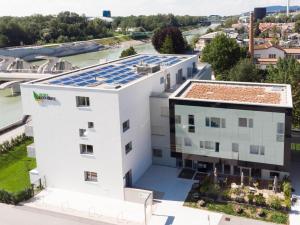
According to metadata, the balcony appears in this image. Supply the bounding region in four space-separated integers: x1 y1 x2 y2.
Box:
27 143 36 158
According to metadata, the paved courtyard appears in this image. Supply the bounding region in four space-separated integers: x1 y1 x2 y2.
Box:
134 165 223 225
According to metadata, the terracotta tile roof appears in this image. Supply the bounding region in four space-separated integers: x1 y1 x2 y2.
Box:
184 83 282 105
284 48 300 54
254 42 284 51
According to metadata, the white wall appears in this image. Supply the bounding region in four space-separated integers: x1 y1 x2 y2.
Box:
254 47 285 59
21 85 125 199
175 105 285 166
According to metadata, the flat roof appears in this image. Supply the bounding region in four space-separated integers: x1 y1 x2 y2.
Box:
172 80 292 108
34 54 190 89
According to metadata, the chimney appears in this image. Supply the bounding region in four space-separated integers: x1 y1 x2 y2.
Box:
249 12 254 62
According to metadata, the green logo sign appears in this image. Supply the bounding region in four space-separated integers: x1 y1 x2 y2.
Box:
33 91 56 102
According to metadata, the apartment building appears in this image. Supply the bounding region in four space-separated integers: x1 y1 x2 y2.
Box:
168 80 293 180
21 54 210 200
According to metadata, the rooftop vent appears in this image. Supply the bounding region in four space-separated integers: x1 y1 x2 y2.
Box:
136 61 160 74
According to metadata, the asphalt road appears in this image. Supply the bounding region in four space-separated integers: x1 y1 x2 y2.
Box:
0 203 115 225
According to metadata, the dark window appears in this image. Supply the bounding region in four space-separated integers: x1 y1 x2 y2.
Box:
88 122 94 129
79 129 87 137
252 168 261 178
153 148 162 157
205 117 210 127
238 118 247 127
211 117 220 128
80 144 93 154
185 159 193 168
76 96 90 107
224 165 231 174
232 143 239 152
188 115 194 125
123 120 130 132
184 137 192 146
188 126 195 133
234 166 240 176
270 172 280 179
125 141 132 154
250 145 259 154
215 142 220 152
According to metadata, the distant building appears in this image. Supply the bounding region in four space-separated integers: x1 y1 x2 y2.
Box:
254 7 267 21
102 10 111 18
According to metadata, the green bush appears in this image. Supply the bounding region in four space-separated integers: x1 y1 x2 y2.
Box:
0 188 33 205
268 196 283 210
270 211 288 224
283 182 292 199
0 134 31 154
254 194 266 206
248 193 254 204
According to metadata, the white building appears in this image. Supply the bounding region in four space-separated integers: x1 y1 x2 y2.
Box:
21 54 211 200
168 80 292 180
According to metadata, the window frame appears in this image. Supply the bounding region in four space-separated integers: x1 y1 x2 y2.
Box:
232 143 239 152
153 148 163 157
88 122 94 129
80 144 94 155
125 141 133 154
238 118 248 127
123 120 130 132
84 171 98 182
76 96 90 107
184 137 192 147
79 128 87 137
250 145 259 155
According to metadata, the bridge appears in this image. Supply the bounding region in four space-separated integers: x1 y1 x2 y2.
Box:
0 72 52 95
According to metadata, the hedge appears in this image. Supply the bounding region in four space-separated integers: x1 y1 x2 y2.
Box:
0 134 31 154
0 188 33 205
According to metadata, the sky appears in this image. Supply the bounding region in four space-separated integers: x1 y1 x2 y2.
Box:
1 0 300 17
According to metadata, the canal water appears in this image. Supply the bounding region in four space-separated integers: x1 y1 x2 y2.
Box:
0 26 213 128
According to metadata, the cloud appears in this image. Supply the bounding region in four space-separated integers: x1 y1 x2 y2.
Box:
0 0 299 16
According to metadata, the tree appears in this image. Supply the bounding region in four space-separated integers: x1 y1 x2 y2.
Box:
160 35 175 54
201 33 245 79
266 58 300 127
120 46 137 58
228 59 262 82
152 26 186 54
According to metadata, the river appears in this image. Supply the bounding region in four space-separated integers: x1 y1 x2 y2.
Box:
0 25 214 128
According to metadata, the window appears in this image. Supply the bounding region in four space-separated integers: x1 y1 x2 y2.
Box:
188 115 194 125
206 117 225 128
88 122 94 129
160 77 164 84
153 148 162 157
80 144 93 154
269 54 276 59
188 115 195 133
238 118 247 127
175 115 181 124
200 141 204 149
184 137 192 146
204 141 214 150
211 117 220 128
84 171 98 182
79 129 87 137
232 143 239 152
215 142 220 152
205 117 210 127
277 122 284 142
123 120 130 132
250 145 259 154
125 141 132 154
239 118 253 128
188 126 195 133
76 96 90 107
270 172 280 178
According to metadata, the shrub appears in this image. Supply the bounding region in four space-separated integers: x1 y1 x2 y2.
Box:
283 182 292 199
248 193 254 204
284 198 291 210
254 194 266 206
234 205 243 214
0 134 30 154
256 208 266 217
268 196 282 210
0 188 33 205
270 212 288 224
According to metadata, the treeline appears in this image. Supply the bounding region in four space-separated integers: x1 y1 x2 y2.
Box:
0 12 208 48
0 11 113 47
112 14 208 32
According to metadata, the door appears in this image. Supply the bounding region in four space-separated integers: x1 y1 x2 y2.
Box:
125 170 132 187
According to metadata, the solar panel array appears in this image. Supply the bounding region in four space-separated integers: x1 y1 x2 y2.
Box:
48 54 184 87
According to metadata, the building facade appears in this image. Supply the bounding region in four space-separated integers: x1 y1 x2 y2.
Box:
168 80 292 180
21 54 210 200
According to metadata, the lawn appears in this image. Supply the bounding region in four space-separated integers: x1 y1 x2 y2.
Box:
0 139 36 193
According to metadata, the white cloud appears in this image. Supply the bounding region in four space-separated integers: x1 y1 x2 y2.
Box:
0 0 299 16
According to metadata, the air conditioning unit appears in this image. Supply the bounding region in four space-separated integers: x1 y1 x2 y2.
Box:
136 62 160 74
